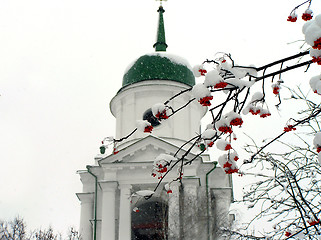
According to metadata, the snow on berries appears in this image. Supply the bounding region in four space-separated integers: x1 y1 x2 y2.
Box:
309 74 321 94
302 9 313 21
216 118 233 134
303 14 321 62
201 129 217 147
216 140 232 151
152 103 169 120
313 132 321 153
164 183 173 194
226 112 243 127
218 153 239 174
192 83 213 106
242 92 271 118
133 207 139 213
287 12 297 22
271 83 281 95
259 109 271 118
152 154 175 179
193 64 207 77
204 70 226 89
310 49 321 65
136 120 153 133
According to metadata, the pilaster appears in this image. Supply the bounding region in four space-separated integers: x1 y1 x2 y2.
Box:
99 181 118 240
182 178 200 239
168 181 181 240
118 184 132 240
77 192 94 240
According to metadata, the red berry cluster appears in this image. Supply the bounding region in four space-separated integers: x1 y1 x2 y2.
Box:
223 161 238 174
157 164 167 173
317 146 321 153
273 86 280 95
312 56 321 65
302 12 313 21
284 125 296 132
155 110 169 120
285 231 292 237
198 69 207 76
214 81 228 89
230 117 243 126
224 144 232 150
260 113 271 118
199 96 213 106
313 37 321 50
249 108 261 115
113 148 119 155
287 15 297 22
308 219 320 226
144 125 153 133
207 141 214 147
218 126 233 134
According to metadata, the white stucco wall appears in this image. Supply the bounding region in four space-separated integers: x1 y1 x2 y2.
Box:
110 80 206 147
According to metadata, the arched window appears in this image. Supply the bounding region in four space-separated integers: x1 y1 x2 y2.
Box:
131 200 168 240
143 108 161 127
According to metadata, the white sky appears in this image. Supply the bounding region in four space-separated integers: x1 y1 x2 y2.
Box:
1 0 320 235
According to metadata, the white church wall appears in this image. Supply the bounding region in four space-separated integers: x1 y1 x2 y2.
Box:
110 80 206 147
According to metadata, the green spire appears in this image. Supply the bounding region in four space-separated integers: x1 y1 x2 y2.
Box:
153 6 167 52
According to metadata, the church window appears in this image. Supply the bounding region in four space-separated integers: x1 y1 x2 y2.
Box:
143 108 161 127
131 200 168 240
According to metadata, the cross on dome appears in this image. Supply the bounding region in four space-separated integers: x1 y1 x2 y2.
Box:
156 0 167 7
153 1 167 51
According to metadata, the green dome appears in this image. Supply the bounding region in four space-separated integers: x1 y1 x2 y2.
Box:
122 53 195 88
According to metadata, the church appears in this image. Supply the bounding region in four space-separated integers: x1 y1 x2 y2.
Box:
76 3 233 240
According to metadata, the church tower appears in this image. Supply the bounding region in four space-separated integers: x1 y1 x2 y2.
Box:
77 4 233 240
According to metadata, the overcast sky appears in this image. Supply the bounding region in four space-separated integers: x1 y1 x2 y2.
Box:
1 0 320 235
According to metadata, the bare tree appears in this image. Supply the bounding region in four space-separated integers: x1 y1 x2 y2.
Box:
0 217 81 240
224 89 321 239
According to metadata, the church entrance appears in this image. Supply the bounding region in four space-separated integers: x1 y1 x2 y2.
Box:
131 200 168 240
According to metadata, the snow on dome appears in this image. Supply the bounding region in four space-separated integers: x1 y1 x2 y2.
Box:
124 56 140 75
124 52 193 75
122 52 195 87
146 52 193 71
